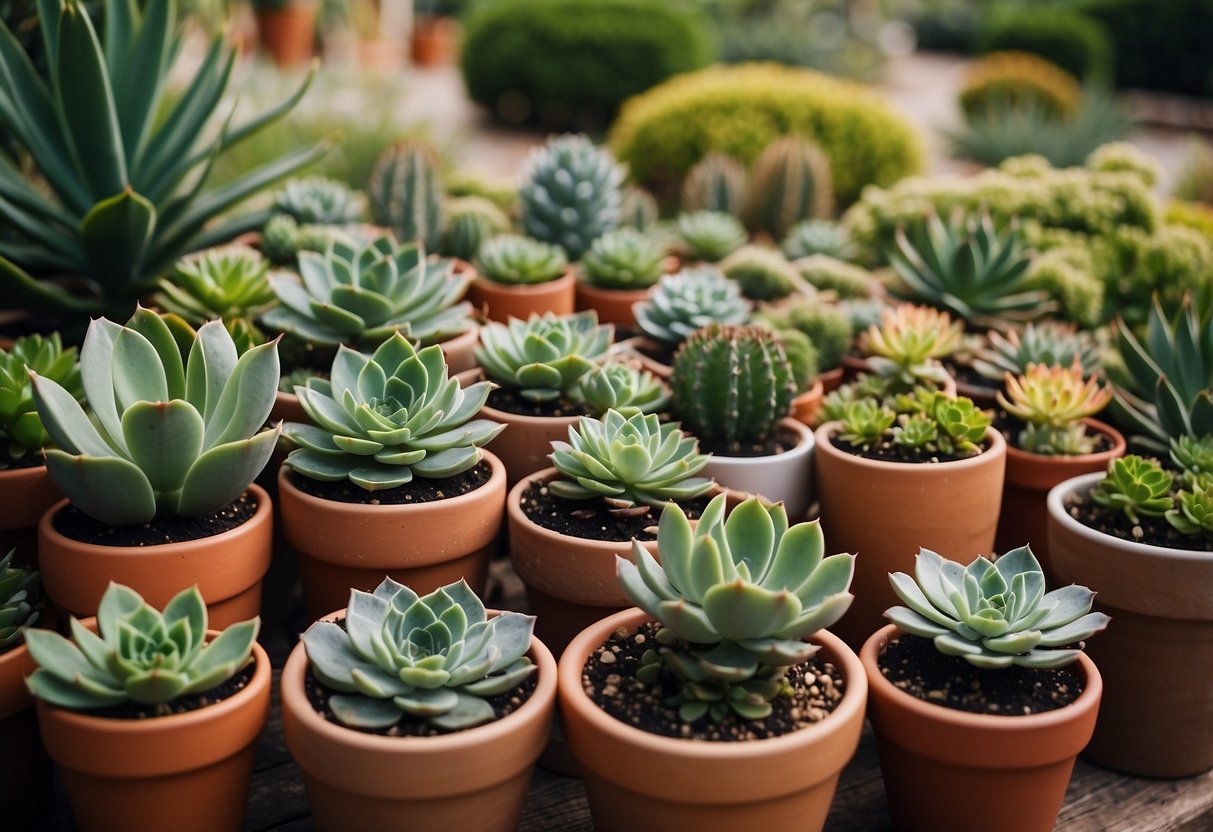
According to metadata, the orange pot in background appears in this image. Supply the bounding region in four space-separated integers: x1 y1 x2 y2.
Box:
573 281 652 327
468 272 576 324
0 465 61 561
255 2 317 67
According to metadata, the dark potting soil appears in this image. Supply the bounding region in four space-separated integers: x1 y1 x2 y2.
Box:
583 621 845 741
72 664 256 720
878 634 1083 716
53 493 257 547
0 451 44 471
519 481 710 542
288 461 491 505
694 431 792 459
637 340 676 368
485 384 585 418
1064 489 1211 553
946 361 998 398
831 435 989 465
994 412 1114 456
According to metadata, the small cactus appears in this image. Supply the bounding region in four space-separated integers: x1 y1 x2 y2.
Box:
619 186 660 231
368 140 445 252
719 244 800 301
441 196 511 261
746 137 835 239
519 134 625 260
681 152 748 217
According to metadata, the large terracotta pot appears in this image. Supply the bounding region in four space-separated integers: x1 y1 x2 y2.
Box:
255 2 317 67
467 272 576 324
0 464 61 560
700 418 815 521
861 624 1101 832
507 468 658 657
279 451 506 620
997 418 1124 572
38 636 271 832
281 611 556 831
815 423 1006 649
1047 473 1213 777
560 608 867 831
0 640 52 828
574 280 652 326
38 485 273 629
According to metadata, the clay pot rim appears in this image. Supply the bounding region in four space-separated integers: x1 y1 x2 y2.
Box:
1047 471 1211 563
573 275 659 295
1004 417 1125 465
472 269 577 297
558 607 868 760
0 462 48 480
507 467 661 554
860 623 1102 731
38 483 271 556
278 447 505 519
457 368 590 429
815 422 1006 472
282 608 558 753
702 417 815 468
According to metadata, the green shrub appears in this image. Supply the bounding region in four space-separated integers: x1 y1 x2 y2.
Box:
460 0 713 131
1077 0 1213 97
978 6 1113 81
1167 201 1213 244
959 52 1082 121
1174 140 1213 206
609 63 923 206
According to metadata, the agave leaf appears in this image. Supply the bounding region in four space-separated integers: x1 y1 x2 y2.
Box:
121 399 204 493
79 188 156 294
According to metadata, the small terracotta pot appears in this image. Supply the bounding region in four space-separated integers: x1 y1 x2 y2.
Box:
559 608 867 831
815 423 1006 649
610 336 672 380
281 611 556 832
861 624 1101 832
817 366 844 395
279 451 506 620
1047 473 1213 777
38 486 273 629
790 378 826 428
997 418 1124 572
507 468 658 657
255 3 317 67
701 418 815 520
38 636 271 832
410 15 461 66
574 280 652 326
467 271 576 324
1 640 52 827
0 464 61 560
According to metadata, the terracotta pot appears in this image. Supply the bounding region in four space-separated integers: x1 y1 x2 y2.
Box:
410 16 461 66
507 468 659 656
610 336 672 380
790 378 826 428
38 486 273 629
861 624 1101 832
255 3 317 67
1047 473 1213 777
997 418 1124 572
559 608 867 831
701 418 816 520
574 280 652 326
38 634 269 832
817 365 844 394
279 451 506 620
0 464 61 560
281 610 556 831
815 423 1006 649
467 271 576 324
1 640 52 827
271 389 310 424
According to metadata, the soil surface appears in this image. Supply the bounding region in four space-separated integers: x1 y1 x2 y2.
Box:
0 452 44 471
520 481 709 542
72 664 256 719
695 431 791 459
486 384 585 418
878 634 1084 716
1064 489 1211 552
637 340 676 368
288 461 491 505
53 493 257 547
583 621 845 741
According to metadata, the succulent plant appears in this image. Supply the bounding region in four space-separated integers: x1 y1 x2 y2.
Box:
681 153 748 217
972 320 1101 382
619 186 659 231
30 309 280 526
675 211 748 263
154 246 275 350
273 176 365 225
837 400 896 448
475 234 569 286
25 583 258 712
283 334 503 491
719 245 800 302
1167 478 1213 538
258 215 352 266
574 363 669 418
774 328 820 392
865 304 964 391
617 494 855 721
671 324 797 450
887 211 1048 328
368 141 445 252
1171 434 1213 485
0 333 82 467
892 414 939 450
262 236 473 348
998 362 1112 455
633 267 751 347
746 137 835 239
931 394 994 457
440 196 511 262
794 255 873 300
782 220 857 262
831 388 992 459
519 134 625 260
960 51 1081 121
580 228 666 290
0 549 40 651
754 297 853 372
885 546 1108 669
475 312 613 402
302 578 536 731
1090 455 1174 525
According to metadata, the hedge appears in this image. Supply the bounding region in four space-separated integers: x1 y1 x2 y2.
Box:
978 6 1114 82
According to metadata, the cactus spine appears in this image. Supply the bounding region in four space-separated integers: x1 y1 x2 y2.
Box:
682 152 748 217
746 137 835 238
368 141 445 251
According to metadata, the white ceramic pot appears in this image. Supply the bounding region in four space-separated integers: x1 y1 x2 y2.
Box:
701 418 815 520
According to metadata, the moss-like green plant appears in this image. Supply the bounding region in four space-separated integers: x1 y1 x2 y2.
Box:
719 245 799 302
0 333 82 468
475 312 613 402
1090 455 1174 525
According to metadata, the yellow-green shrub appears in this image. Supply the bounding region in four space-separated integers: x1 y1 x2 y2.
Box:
959 51 1082 121
1166 200 1213 244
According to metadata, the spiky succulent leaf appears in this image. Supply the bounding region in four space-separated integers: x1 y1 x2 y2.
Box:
972 320 1100 381
0 549 41 651
475 311 613 402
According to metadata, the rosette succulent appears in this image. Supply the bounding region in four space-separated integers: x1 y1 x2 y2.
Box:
972 320 1100 382
579 228 666 290
475 235 569 286
25 582 259 713
284 334 504 491
1171 434 1213 485
272 176 365 225
1090 455 1173 525
519 134 624 260
574 363 669 418
617 495 855 721
30 309 280 526
475 312 613 402
0 333 82 468
782 220 857 262
719 245 799 302
885 546 1109 669
865 304 964 391
633 267 751 348
302 578 537 731
154 246 275 350
998 362 1112 455
0 549 40 651
676 212 748 263
1168 478 1213 538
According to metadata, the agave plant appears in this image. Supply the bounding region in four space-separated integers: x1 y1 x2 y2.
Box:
475 312 613 403
0 0 322 315
30 309 280 526
0 549 40 651
633 267 751 348
283 334 503 491
302 578 536 731
574 362 669 418
0 333 82 467
885 546 1109 669
154 246 275 351
25 582 258 712
972 320 1101 382
998 362 1112 455
617 494 855 721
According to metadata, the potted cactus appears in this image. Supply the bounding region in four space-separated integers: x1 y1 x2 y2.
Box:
468 234 575 323
744 137 835 239
861 546 1107 832
279 333 506 618
368 141 445 255
575 228 667 326
560 495 867 831
281 577 556 831
30 310 278 627
681 153 748 217
26 582 270 832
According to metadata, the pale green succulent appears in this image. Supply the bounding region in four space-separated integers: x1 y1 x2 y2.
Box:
972 320 1100 382
1171 434 1213 486
1090 455 1174 525
284 335 503 491
579 228 666 290
0 333 82 467
30 309 281 526
782 219 857 262
837 400 896 447
272 176 365 225
302 578 536 731
676 211 748 263
262 236 474 348
886 546 1109 669
475 234 569 286
1167 478 1213 538
574 363 669 418
475 312 613 402
617 494 855 721
0 549 40 651
25 583 259 713
633 267 751 348
548 410 712 510
154 247 275 350
519 134 624 260
259 215 352 266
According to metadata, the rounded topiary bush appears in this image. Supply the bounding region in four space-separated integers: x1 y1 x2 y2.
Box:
460 0 713 131
978 6 1113 82
608 63 923 207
